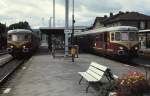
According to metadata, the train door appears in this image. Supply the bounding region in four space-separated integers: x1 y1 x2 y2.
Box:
93 35 101 52
103 32 108 54
93 33 107 54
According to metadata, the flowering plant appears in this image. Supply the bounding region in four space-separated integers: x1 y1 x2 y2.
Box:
116 71 150 96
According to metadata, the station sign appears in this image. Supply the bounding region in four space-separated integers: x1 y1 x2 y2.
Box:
64 29 82 34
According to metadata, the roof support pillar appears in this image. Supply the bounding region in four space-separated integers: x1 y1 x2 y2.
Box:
65 0 69 56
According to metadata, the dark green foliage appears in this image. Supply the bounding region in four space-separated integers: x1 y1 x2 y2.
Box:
0 23 6 49
0 23 6 33
8 21 31 30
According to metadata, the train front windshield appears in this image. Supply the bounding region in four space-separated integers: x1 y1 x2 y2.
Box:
113 32 138 41
8 34 31 41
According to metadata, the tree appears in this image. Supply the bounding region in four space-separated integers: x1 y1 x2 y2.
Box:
0 23 6 49
8 21 31 30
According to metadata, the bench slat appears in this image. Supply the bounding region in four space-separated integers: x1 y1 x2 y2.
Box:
86 70 103 80
91 62 107 71
78 61 118 93
78 72 98 82
88 66 104 76
113 75 118 79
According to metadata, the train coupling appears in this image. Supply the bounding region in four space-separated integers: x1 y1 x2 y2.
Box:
7 48 13 53
138 50 144 56
117 50 125 55
22 48 29 53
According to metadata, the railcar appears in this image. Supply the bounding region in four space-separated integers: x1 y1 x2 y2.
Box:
74 26 139 60
138 29 150 58
7 29 40 57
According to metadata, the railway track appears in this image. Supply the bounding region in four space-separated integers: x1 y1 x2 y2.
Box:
0 58 27 85
0 55 13 67
0 50 8 56
93 52 150 69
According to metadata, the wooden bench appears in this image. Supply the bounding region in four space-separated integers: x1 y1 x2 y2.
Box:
78 62 118 93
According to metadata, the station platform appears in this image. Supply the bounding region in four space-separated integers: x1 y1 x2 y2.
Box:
138 48 150 56
1 43 147 96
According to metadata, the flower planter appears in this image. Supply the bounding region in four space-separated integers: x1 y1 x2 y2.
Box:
109 92 117 96
143 93 150 96
115 71 150 96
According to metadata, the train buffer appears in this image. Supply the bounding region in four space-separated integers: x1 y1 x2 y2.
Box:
78 62 118 93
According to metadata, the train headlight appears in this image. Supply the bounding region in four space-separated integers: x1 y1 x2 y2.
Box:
23 45 26 48
119 46 123 50
135 47 138 50
94 43 96 46
10 45 13 48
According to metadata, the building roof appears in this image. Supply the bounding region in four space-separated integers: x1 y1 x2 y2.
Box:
40 26 87 30
103 12 150 24
75 26 138 36
93 17 107 27
68 26 87 30
40 27 64 35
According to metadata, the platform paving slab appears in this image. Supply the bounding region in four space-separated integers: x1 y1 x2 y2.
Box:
0 43 148 96
0 44 97 96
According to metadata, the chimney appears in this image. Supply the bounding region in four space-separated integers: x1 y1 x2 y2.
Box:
119 11 124 14
104 15 107 18
110 12 113 17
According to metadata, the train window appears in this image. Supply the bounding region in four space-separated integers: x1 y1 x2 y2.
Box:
25 34 31 41
104 33 107 42
121 32 128 41
111 33 115 41
25 35 28 39
12 35 18 41
129 32 138 41
115 32 121 41
25 34 29 40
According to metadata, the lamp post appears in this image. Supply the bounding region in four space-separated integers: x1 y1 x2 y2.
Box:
71 0 75 62
53 0 55 28
71 0 75 45
42 17 44 26
49 17 53 28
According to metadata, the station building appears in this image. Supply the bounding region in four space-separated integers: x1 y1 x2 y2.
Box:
92 11 150 30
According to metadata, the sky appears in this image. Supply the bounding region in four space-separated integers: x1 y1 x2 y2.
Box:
0 0 150 28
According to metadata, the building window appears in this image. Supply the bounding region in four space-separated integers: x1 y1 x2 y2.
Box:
140 21 145 29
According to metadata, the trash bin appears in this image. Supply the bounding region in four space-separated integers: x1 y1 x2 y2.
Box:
69 45 79 58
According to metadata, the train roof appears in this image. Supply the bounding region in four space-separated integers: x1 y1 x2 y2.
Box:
75 26 138 36
139 29 150 33
8 29 32 34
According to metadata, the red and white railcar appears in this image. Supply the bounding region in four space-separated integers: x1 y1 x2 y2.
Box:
74 26 139 59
